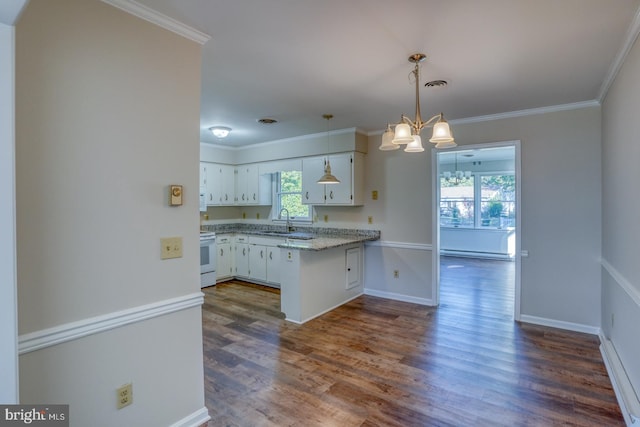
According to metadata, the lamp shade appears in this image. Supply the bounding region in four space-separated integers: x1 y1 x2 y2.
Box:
429 120 454 144
317 160 341 184
435 140 457 149
392 123 414 144
404 135 424 152
379 128 399 151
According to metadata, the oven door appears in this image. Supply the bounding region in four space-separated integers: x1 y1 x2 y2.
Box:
200 237 216 274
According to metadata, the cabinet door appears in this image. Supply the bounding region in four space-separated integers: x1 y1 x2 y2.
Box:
199 163 207 188
216 243 233 279
266 247 280 285
206 164 218 205
236 166 249 204
301 156 325 204
235 243 249 277
325 153 352 204
248 244 267 282
220 165 235 205
345 246 361 289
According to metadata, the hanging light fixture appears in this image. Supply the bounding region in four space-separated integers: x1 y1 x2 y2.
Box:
378 53 456 152
317 114 340 185
443 153 471 185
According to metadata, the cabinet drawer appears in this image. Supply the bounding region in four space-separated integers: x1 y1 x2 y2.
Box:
217 235 232 244
248 236 287 246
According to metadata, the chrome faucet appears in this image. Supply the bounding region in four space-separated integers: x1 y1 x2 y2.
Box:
279 208 293 232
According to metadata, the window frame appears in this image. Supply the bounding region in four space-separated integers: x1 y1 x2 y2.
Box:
271 170 313 224
440 170 515 230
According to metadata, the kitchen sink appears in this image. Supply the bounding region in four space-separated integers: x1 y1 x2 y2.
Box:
260 231 315 240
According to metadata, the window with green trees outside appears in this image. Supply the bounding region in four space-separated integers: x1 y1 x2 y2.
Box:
276 171 311 221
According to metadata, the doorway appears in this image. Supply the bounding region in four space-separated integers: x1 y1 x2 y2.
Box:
432 141 521 320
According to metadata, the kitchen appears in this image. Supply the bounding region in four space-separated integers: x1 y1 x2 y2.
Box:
199 129 381 323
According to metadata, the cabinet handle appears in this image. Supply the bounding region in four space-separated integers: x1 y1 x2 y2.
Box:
220 248 223 256
260 250 264 258
225 194 228 201
347 267 351 271
329 190 334 199
253 193 256 200
243 248 246 256
269 251 273 260
305 191 309 200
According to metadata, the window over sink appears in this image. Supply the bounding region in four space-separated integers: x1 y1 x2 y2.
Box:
273 170 312 223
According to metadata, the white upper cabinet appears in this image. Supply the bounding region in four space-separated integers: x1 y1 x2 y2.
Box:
301 152 364 206
301 156 326 204
236 164 271 206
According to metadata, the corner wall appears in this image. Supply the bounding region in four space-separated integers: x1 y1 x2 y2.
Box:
601 29 640 421
16 1 207 425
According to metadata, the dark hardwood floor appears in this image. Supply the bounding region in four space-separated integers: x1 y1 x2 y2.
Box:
201 257 624 426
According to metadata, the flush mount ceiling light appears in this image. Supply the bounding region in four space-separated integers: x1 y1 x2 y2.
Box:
317 114 340 185
379 53 456 152
209 126 231 138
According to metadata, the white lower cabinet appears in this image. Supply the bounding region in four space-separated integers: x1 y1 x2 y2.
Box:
248 245 268 283
235 236 249 278
266 247 280 285
216 235 234 281
345 246 361 289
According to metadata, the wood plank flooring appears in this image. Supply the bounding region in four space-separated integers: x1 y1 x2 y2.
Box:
202 257 624 426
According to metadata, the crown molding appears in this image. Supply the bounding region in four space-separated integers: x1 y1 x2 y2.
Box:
597 5 640 103
101 0 210 45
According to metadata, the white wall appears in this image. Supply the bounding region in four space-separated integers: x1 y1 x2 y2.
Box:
16 0 207 424
601 30 640 417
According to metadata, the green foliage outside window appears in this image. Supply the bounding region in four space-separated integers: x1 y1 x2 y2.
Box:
277 171 310 219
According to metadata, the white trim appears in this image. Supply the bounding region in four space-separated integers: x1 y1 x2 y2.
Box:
519 314 600 335
365 240 432 251
601 258 640 307
598 6 640 103
168 407 211 427
600 334 640 425
364 288 434 307
18 292 205 355
448 100 600 126
101 0 210 45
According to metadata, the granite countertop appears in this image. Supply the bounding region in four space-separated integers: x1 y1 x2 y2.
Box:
201 223 380 251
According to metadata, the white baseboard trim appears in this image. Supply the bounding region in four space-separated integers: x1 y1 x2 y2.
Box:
519 314 600 335
19 292 205 355
599 334 640 426
364 288 434 306
365 240 432 251
285 292 363 325
169 407 211 427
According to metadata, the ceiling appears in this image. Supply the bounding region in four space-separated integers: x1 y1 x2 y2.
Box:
136 0 640 147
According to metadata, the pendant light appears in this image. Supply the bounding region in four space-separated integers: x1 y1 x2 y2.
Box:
378 53 456 152
317 114 340 184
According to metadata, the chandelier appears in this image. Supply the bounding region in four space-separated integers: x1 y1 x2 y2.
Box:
379 53 456 152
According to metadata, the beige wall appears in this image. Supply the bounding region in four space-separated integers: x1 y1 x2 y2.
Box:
601 31 640 407
16 0 206 424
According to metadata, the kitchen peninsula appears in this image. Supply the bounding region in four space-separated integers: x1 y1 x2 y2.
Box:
203 225 380 323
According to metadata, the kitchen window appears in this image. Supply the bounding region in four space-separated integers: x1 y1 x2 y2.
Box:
274 171 312 222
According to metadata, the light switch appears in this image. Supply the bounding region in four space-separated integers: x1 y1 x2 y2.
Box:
161 237 183 259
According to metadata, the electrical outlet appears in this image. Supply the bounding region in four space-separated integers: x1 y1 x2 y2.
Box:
372 190 378 200
368 216 373 224
242 212 246 219
393 270 399 278
324 215 328 222
256 212 260 219
160 237 182 259
286 251 293 261
117 383 133 409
